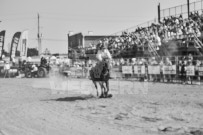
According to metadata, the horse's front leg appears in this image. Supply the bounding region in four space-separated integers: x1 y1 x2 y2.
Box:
93 81 99 97
99 82 105 98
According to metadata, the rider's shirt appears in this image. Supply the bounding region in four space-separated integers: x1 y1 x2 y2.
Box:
96 49 112 62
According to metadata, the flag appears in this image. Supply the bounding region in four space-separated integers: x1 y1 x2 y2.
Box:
0 30 6 60
10 32 21 61
20 30 28 57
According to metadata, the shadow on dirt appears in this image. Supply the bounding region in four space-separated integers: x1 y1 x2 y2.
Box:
42 95 95 102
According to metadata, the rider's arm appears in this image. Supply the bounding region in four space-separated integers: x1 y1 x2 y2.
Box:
96 50 103 61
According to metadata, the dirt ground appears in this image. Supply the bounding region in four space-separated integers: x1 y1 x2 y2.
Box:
0 78 203 135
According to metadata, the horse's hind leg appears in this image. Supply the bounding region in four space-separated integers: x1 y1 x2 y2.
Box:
104 81 109 97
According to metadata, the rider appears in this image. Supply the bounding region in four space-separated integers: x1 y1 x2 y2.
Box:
96 41 112 78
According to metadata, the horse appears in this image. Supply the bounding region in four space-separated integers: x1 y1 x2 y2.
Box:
89 61 111 98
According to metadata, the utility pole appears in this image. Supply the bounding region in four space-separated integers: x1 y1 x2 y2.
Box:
67 33 69 58
37 13 42 56
187 0 190 18
158 3 161 23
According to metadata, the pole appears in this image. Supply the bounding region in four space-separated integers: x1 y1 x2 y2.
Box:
187 0 190 18
37 13 42 56
67 34 69 58
158 3 161 23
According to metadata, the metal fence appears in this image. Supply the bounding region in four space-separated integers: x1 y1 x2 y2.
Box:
62 56 203 85
112 19 158 36
160 0 203 19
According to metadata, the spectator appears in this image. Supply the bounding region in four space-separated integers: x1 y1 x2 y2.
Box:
4 61 10 78
165 57 172 82
188 53 193 61
31 64 38 78
159 59 164 82
131 58 137 65
180 60 187 84
149 57 158 82
195 60 201 85
186 59 193 84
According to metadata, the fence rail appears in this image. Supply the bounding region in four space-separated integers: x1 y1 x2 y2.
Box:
61 56 203 85
160 0 203 19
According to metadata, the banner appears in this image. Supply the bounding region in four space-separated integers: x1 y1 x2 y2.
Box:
163 65 176 75
186 66 195 76
122 66 133 74
10 32 21 61
134 65 145 74
0 30 6 59
148 66 160 74
20 30 28 57
198 66 203 76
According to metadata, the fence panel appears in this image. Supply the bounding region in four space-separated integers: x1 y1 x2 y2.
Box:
160 1 202 19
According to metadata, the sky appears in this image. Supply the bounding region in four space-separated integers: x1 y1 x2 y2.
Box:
0 0 193 54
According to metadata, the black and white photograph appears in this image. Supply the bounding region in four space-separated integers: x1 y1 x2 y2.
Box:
0 0 203 134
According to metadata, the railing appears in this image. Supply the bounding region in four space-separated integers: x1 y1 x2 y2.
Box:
160 0 203 19
147 41 160 58
61 56 203 84
194 34 203 48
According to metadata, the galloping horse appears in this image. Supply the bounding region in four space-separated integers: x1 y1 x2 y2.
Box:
89 61 111 98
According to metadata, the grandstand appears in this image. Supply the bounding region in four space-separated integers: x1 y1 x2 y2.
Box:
82 0 203 59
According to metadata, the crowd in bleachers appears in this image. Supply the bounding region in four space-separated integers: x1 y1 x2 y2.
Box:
86 11 203 54
80 10 203 84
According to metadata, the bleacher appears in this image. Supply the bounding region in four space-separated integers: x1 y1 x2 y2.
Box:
84 1 203 59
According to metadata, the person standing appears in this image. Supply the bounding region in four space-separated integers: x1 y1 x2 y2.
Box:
4 61 10 78
165 57 172 82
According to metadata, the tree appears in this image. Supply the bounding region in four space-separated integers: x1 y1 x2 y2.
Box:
27 48 39 57
16 50 20 56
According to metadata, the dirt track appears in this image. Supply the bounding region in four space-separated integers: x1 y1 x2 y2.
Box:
0 78 203 135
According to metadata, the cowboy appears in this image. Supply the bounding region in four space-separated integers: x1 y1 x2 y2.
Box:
95 42 112 78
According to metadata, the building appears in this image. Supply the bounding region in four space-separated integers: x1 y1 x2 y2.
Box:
67 32 117 49
67 32 117 59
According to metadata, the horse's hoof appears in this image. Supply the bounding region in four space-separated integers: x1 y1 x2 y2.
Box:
107 94 113 98
99 95 104 98
104 92 108 97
